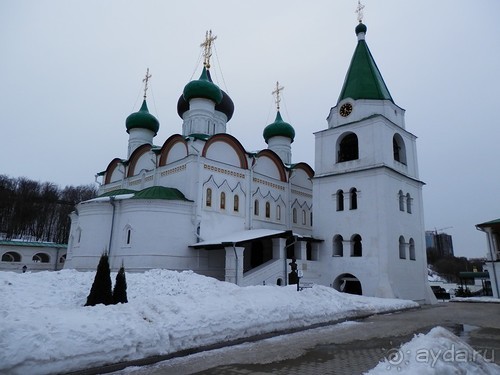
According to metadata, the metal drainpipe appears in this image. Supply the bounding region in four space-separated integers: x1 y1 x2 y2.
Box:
284 237 297 286
108 197 116 259
54 247 60 271
232 243 239 285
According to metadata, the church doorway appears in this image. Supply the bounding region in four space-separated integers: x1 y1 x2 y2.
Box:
333 273 362 295
243 238 273 272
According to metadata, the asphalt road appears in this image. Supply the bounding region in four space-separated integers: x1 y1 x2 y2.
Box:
114 302 500 375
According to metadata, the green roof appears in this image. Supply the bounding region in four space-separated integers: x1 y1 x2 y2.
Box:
477 218 500 228
132 186 192 201
99 189 136 197
0 240 67 248
263 111 295 143
337 23 393 104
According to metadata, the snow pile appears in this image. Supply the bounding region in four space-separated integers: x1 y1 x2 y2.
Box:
427 267 445 282
0 269 417 375
367 326 500 374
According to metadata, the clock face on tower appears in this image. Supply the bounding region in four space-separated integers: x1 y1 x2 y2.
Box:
339 102 353 117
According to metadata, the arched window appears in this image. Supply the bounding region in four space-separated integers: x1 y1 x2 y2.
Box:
1 251 21 262
310 212 313 226
233 195 239 212
393 134 407 164
206 188 212 207
77 228 82 243
398 190 405 211
399 236 406 259
126 228 132 245
32 253 50 263
292 208 297 224
406 193 412 214
302 210 306 225
350 188 358 210
333 235 343 256
337 190 344 211
276 205 281 221
220 192 226 210
338 133 359 162
265 201 271 218
254 200 259 216
351 234 362 257
409 238 416 260
59 254 66 263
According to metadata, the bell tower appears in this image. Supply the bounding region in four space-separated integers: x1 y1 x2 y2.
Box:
313 8 435 303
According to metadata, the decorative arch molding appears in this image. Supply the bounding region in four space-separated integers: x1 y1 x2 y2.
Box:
159 134 188 166
291 198 313 211
104 158 125 185
254 149 287 182
251 187 283 203
289 162 314 179
202 134 248 169
127 144 154 178
202 175 247 195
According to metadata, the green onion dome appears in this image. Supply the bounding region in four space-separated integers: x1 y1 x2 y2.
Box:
177 70 234 120
182 66 223 104
125 100 159 135
355 22 367 35
263 111 295 144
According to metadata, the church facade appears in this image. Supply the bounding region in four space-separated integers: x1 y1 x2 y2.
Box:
64 23 435 303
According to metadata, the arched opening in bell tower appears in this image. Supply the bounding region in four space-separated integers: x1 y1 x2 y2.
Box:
333 273 362 295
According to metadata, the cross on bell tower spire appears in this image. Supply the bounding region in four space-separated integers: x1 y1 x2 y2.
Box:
355 0 365 23
200 30 217 69
272 81 284 111
142 68 151 100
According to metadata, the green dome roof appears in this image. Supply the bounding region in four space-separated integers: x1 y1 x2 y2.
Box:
263 111 295 143
183 67 223 104
125 100 160 135
355 22 367 35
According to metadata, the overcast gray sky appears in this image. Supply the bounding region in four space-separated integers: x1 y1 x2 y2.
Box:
1 0 499 259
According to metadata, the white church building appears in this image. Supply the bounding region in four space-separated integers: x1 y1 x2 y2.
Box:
64 21 435 303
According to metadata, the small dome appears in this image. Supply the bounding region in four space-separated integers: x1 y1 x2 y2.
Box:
355 22 367 35
183 67 223 104
178 68 234 120
126 100 159 135
263 111 295 143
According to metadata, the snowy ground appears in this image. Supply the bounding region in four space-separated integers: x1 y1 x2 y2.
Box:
0 269 497 375
367 326 500 374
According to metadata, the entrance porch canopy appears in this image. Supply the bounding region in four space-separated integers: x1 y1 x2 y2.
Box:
190 229 293 250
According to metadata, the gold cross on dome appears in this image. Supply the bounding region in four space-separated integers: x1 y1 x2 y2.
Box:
355 0 365 23
272 81 284 111
200 30 217 69
142 68 152 99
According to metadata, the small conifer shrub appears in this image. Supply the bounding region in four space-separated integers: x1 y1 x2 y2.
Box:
85 252 113 306
112 265 128 304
